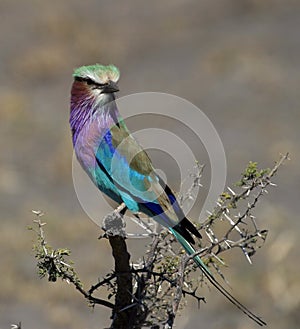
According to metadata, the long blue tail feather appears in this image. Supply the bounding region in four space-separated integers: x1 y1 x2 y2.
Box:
169 227 266 326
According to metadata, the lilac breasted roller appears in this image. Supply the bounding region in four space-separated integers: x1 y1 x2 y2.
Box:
69 64 266 326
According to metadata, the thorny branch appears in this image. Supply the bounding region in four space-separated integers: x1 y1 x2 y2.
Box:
29 212 114 310
30 153 288 328
200 153 289 264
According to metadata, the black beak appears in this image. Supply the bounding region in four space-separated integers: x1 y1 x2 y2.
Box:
102 81 119 93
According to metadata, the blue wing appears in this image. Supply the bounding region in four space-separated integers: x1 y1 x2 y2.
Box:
94 126 201 243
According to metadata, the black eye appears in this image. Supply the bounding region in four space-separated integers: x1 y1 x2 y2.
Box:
86 78 95 85
74 76 108 88
75 76 94 84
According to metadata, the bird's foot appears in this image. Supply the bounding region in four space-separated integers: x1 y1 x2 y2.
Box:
100 203 127 238
115 202 127 214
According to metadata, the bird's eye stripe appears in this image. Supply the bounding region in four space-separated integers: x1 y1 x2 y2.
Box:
74 76 108 87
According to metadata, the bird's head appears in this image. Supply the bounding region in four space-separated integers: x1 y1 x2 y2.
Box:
73 64 120 92
70 64 120 144
71 64 120 106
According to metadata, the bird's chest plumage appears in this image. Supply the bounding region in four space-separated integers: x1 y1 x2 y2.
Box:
72 101 182 227
74 112 119 195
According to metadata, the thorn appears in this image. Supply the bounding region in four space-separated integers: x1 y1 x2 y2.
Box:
245 253 252 264
224 240 231 248
211 253 225 265
32 210 44 216
242 248 253 264
205 231 214 243
11 323 21 329
269 182 277 187
33 219 46 226
224 213 234 224
227 186 236 195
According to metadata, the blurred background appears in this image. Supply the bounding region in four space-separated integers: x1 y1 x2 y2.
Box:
0 1 299 328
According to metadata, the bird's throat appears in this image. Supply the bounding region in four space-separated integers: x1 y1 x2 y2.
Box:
70 81 120 146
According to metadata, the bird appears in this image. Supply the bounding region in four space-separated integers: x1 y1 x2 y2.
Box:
69 63 266 326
